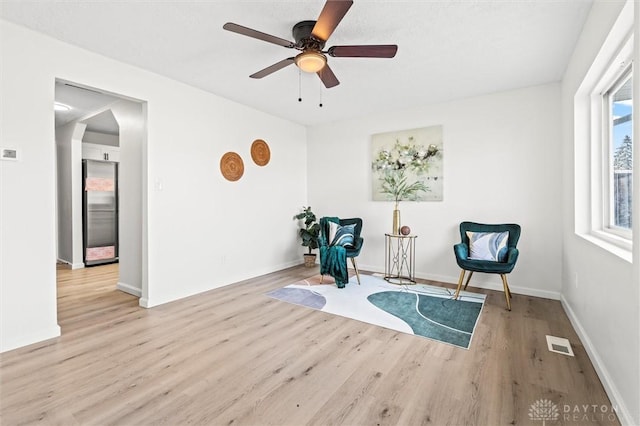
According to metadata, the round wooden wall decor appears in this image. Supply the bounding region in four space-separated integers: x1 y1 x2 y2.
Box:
220 152 244 181
250 139 270 166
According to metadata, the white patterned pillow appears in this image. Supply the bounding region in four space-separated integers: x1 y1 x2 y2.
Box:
329 221 355 248
466 231 509 262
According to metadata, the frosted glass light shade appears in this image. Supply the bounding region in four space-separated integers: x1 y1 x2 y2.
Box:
294 51 327 73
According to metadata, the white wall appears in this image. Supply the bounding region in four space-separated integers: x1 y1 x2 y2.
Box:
0 19 307 352
55 121 86 266
111 100 144 297
307 84 563 300
1 22 61 351
560 1 639 425
139 84 307 308
82 130 118 146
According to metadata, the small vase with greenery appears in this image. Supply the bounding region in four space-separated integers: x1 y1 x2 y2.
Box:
380 170 428 234
294 206 321 267
380 169 429 211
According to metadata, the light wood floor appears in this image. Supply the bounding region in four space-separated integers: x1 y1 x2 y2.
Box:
0 263 618 426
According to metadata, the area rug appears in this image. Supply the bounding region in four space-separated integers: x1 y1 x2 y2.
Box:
266 274 485 349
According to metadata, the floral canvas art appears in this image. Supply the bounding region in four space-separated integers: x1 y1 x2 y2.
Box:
372 125 443 202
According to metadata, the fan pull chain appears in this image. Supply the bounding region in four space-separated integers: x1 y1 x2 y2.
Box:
319 83 323 108
298 70 302 102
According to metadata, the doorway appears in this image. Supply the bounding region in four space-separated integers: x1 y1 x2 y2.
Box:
54 80 147 330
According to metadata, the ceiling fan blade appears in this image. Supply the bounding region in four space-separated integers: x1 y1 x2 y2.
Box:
311 0 353 42
317 64 340 88
328 45 398 58
223 22 294 48
250 58 295 79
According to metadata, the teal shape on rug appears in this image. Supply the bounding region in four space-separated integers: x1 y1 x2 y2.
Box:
367 291 482 348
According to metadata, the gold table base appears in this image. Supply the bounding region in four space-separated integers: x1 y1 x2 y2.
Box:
384 233 417 285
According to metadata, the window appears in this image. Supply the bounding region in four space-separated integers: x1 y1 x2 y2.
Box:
592 38 634 249
584 32 634 252
574 0 633 259
605 68 633 238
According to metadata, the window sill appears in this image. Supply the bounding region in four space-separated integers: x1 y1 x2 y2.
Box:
577 231 632 263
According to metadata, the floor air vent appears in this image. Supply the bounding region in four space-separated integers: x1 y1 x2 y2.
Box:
546 335 574 356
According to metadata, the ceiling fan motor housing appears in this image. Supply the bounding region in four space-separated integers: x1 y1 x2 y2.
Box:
293 20 325 50
222 0 396 89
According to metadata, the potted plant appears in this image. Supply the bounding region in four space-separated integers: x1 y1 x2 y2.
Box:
294 206 320 267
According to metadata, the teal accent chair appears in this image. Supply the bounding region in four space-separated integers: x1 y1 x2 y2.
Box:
453 221 521 310
319 217 364 285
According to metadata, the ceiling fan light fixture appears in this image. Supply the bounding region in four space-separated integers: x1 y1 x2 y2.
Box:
294 51 327 73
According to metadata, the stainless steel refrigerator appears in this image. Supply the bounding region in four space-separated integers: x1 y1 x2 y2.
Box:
83 159 119 266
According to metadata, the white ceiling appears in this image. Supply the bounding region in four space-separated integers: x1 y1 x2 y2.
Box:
55 81 123 130
1 0 593 126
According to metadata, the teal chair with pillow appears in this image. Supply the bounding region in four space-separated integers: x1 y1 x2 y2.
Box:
319 217 364 288
453 221 521 310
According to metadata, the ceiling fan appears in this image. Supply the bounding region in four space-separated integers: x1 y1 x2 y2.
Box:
223 0 398 89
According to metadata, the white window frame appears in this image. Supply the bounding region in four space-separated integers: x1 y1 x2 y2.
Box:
589 36 633 251
574 0 634 262
602 65 633 240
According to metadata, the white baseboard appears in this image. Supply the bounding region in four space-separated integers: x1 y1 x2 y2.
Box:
417 270 561 300
56 259 84 270
453 277 561 300
139 259 304 309
0 324 61 354
117 281 141 297
255 259 307 275
357 263 561 300
561 296 634 426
